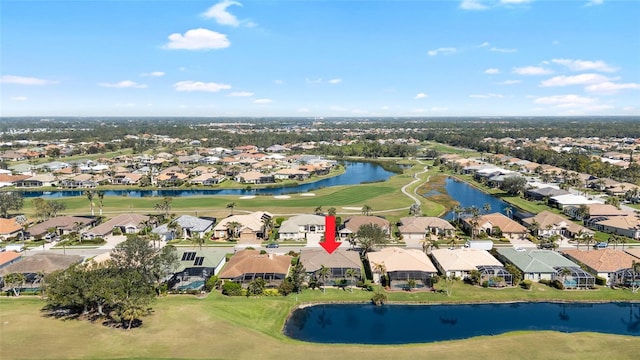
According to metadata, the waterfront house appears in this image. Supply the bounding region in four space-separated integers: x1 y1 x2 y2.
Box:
299 248 363 286
367 247 438 289
429 248 506 281
561 249 636 285
168 248 227 290
218 249 291 286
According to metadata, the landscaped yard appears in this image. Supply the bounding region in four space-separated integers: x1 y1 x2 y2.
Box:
1 283 639 360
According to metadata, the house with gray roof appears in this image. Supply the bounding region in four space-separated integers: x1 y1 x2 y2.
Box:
153 215 215 241
83 213 149 239
496 248 592 286
168 248 227 291
278 214 325 242
299 248 363 285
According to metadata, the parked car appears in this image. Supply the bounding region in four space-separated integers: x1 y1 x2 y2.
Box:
539 242 555 250
265 243 279 248
593 242 608 249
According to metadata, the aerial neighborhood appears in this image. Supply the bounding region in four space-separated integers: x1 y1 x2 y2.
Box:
0 118 639 333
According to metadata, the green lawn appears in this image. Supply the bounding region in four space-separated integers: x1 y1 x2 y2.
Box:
2 284 639 360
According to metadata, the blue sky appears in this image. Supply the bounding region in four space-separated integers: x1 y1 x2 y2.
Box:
1 0 639 117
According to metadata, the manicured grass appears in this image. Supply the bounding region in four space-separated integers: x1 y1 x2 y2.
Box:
2 284 639 360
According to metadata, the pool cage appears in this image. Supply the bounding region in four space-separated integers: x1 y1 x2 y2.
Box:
311 267 361 286
476 265 514 287
612 268 640 289
387 271 436 290
553 266 595 289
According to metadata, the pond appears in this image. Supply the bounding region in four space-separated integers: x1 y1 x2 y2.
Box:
283 302 640 344
441 177 510 220
22 161 395 198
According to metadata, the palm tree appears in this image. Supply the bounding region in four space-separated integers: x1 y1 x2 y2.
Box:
167 220 181 241
85 190 95 216
468 206 480 240
452 205 463 227
584 234 594 251
631 260 640 294
504 206 513 219
96 190 105 216
226 202 237 215
482 203 491 214
14 215 28 248
327 207 337 217
4 273 26 296
226 221 242 240
558 267 572 288
361 204 373 216
344 268 357 292
420 237 433 255
261 217 274 240
318 265 331 293
314 206 324 215
372 262 387 288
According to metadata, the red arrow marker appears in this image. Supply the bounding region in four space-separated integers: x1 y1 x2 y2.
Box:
320 215 341 254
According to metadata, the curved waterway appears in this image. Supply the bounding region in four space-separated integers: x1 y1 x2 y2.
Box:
440 177 510 220
283 302 640 344
22 161 395 198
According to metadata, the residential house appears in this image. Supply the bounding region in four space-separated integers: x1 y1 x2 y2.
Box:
234 171 275 184
561 249 636 285
110 173 143 185
218 249 291 286
0 217 23 241
299 248 363 285
522 211 593 238
397 216 455 247
565 203 631 221
591 216 640 239
429 248 508 283
152 215 215 241
0 253 83 290
496 248 594 288
367 247 438 289
462 213 528 239
213 212 271 243
189 173 225 186
278 214 326 242
15 173 57 188
168 249 227 290
273 168 310 181
83 213 150 239
0 251 22 270
549 194 599 209
339 216 391 239
27 216 95 239
58 173 99 189
525 187 570 202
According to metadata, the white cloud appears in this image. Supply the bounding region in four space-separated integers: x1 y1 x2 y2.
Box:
585 0 604 6
477 42 490 48
501 0 532 3
490 47 517 53
173 81 231 92
585 82 640 94
164 28 230 50
460 0 488 10
551 58 618 73
414 93 428 99
540 73 613 87
10 96 28 101
140 71 165 77
470 93 504 99
512 66 553 75
0 75 58 85
484 68 500 74
98 80 147 88
305 78 323 84
534 94 598 108
228 91 254 97
328 78 342 84
428 47 457 56
381 106 390 110
202 0 242 27
254 98 272 104
430 107 449 112
552 40 560 46
495 80 522 85
274 80 283 85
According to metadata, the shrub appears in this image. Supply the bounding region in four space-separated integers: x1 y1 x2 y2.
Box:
551 279 565 290
539 279 550 285
204 276 220 292
263 289 280 296
595 276 607 286
371 292 387 306
482 281 489 288
259 250 267 255
222 281 242 296
278 280 294 296
521 279 533 290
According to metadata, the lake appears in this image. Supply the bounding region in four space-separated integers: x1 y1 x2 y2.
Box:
440 177 510 220
22 161 395 198
283 302 640 344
